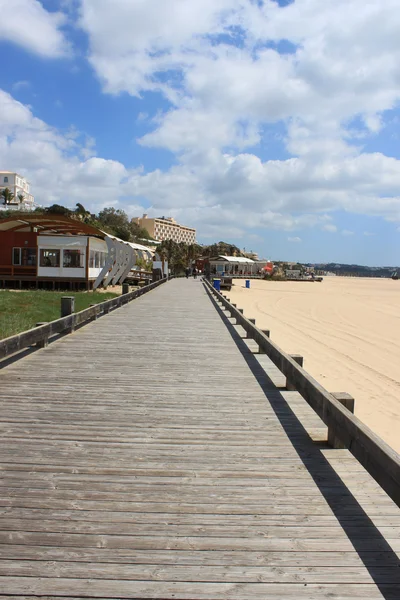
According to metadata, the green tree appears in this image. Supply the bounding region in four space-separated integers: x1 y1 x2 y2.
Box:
97 207 132 241
1 188 15 205
45 204 73 216
17 193 25 205
156 240 202 274
202 241 242 258
129 220 151 243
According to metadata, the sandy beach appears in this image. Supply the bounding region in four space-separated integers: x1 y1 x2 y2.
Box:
228 277 400 454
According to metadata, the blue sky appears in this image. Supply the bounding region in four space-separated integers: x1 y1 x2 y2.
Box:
1 0 400 265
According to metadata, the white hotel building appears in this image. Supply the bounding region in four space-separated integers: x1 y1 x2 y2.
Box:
132 214 196 244
0 171 35 210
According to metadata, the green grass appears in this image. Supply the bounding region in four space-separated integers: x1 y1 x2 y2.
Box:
0 290 119 340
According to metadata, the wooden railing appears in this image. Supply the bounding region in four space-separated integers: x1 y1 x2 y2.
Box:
0 265 36 277
0 277 169 361
204 278 400 508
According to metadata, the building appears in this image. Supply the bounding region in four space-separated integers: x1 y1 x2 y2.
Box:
0 214 153 290
0 172 35 210
208 255 256 276
133 214 196 244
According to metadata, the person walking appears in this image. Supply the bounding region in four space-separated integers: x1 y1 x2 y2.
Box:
192 267 197 279
185 267 190 279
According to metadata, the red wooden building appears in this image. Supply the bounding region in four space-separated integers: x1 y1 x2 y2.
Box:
0 214 152 290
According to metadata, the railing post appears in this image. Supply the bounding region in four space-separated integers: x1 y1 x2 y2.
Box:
247 318 255 338
328 393 356 449
61 296 75 333
258 329 270 353
35 322 48 348
89 304 99 320
122 283 130 295
61 296 75 317
286 354 303 391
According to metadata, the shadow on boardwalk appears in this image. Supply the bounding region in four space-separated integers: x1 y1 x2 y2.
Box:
205 284 400 600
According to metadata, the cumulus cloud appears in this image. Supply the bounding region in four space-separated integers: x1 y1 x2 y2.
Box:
3 87 400 245
0 0 68 57
342 230 355 236
72 0 400 232
288 237 302 243
80 0 400 144
0 90 129 210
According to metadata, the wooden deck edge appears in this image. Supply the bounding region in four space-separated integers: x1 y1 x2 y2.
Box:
203 278 400 508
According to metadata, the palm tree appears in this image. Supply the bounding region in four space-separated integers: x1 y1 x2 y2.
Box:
1 188 15 205
17 193 25 205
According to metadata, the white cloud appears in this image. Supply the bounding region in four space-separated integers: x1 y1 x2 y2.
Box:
323 224 337 233
0 0 68 57
363 231 376 236
2 86 400 248
0 89 129 210
288 237 302 243
12 80 31 91
73 0 400 231
342 230 355 236
80 0 400 145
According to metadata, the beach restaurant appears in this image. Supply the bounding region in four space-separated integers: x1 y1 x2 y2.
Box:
209 255 256 275
0 214 153 290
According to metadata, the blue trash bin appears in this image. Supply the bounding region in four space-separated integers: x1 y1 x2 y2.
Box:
213 278 221 292
245 279 250 289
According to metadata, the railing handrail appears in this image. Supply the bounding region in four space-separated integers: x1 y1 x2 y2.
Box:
204 278 400 508
0 277 169 361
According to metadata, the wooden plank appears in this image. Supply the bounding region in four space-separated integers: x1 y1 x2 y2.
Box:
1 518 399 539
1 546 399 567
0 561 399 584
0 579 398 599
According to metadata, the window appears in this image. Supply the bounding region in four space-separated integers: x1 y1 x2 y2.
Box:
12 248 37 266
89 250 95 268
63 249 83 268
89 250 107 269
13 248 21 265
40 249 60 267
4 176 8 183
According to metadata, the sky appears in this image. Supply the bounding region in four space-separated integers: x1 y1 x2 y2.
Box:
1 0 400 265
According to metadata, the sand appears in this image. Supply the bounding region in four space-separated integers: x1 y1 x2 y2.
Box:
227 277 400 454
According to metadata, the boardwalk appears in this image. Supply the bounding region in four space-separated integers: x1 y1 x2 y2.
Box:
0 278 399 599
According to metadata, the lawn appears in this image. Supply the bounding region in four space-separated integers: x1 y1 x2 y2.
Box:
0 290 119 340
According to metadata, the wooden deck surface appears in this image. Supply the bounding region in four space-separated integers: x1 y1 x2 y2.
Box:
0 278 399 599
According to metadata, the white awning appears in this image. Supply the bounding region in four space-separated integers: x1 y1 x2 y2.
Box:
211 255 255 264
